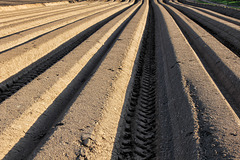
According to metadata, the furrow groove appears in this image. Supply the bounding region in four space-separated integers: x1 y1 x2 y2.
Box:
0 3 123 52
168 1 240 56
161 0 240 111
118 3 157 159
0 0 239 159
0 1 141 158
0 1 133 95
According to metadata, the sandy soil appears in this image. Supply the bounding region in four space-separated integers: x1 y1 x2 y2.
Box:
0 0 70 6
0 0 239 159
0 0 71 11
169 1 240 54
179 0 240 19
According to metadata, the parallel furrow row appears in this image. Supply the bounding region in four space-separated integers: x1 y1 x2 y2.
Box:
154 0 240 159
162 0 240 108
0 3 109 28
0 3 89 23
0 1 142 159
0 3 130 83
169 1 240 56
0 2 121 38
185 4 240 26
0 3 124 53
0 0 69 8
0 3 133 103
0 0 239 159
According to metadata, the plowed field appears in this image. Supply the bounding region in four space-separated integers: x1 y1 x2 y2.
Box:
0 0 239 159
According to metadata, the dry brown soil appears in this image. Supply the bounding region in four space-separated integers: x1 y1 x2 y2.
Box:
0 0 239 159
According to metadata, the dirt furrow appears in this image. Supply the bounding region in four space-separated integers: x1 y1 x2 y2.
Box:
173 1 240 30
161 1 240 108
168 1 240 55
0 2 123 38
29 0 149 159
0 2 108 26
0 2 90 23
177 0 240 19
0 3 134 103
154 0 240 159
0 2 123 52
0 2 131 84
0 1 88 18
182 4 240 26
0 0 69 8
118 3 157 159
0 2 141 159
0 0 239 159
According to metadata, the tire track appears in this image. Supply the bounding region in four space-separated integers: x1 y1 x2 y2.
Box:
29 0 148 159
0 0 239 159
118 3 157 159
0 2 142 158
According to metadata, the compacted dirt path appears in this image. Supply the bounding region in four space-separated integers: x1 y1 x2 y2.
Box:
0 0 239 159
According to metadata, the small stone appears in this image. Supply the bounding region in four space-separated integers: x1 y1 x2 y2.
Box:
82 138 89 146
81 133 91 147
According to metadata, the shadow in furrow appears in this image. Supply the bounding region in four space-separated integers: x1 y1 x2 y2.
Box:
0 4 134 104
165 1 240 57
112 3 158 159
160 1 240 117
2 3 142 160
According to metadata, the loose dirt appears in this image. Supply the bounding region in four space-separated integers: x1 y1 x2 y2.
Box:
0 0 239 159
